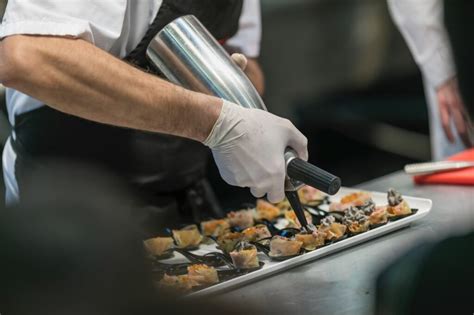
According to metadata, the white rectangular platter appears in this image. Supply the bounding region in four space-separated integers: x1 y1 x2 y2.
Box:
159 187 432 297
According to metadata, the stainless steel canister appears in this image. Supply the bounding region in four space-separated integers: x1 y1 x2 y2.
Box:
146 15 267 110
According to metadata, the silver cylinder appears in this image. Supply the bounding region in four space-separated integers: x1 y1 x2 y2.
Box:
146 15 267 111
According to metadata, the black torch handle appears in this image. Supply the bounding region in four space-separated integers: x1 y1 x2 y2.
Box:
287 158 341 195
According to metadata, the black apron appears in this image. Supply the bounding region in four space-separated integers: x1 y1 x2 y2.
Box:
12 0 243 236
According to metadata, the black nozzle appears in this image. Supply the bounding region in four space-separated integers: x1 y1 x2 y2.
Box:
287 158 341 195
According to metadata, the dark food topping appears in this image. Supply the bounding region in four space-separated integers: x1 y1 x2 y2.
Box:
357 200 376 215
387 188 404 207
299 228 322 238
320 215 336 227
343 207 369 225
301 224 315 233
301 223 317 234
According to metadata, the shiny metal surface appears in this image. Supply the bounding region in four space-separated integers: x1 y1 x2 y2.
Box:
214 171 474 314
147 15 267 110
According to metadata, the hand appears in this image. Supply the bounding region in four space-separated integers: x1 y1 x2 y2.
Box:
437 77 474 147
231 53 265 96
231 53 248 71
204 100 308 203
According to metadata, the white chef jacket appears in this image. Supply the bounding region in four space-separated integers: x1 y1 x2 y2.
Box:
387 0 455 88
387 0 466 160
0 0 262 204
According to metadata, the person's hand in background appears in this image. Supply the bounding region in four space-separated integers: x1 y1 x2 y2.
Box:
231 53 248 71
231 53 264 95
437 77 474 147
204 100 308 203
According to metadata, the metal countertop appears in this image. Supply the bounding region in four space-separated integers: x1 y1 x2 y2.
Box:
213 171 474 314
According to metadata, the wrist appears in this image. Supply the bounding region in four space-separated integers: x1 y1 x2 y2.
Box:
436 76 457 92
194 94 224 143
173 87 223 142
203 99 238 148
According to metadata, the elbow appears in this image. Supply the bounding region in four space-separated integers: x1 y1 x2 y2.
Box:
0 36 32 87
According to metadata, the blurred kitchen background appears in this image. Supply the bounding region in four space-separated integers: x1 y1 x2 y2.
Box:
0 0 430 207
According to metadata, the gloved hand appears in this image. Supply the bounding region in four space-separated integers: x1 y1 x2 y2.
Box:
204 100 308 203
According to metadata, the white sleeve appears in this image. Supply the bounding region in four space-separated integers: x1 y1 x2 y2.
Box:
226 0 262 58
387 0 456 88
0 0 127 52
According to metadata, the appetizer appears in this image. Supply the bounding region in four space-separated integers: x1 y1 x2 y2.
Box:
343 207 370 234
216 231 244 254
369 205 389 226
200 219 230 237
318 216 347 241
341 192 372 205
172 225 203 249
295 229 326 251
256 199 281 221
387 188 412 217
275 199 292 212
242 224 272 242
159 265 219 292
298 185 325 205
227 209 255 229
187 264 219 287
144 236 174 257
285 210 314 229
357 200 376 215
159 274 195 292
269 235 303 257
329 191 372 212
230 241 260 269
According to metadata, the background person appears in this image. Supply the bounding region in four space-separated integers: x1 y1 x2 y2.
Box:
388 0 474 161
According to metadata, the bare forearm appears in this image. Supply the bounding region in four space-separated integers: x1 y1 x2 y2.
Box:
0 35 222 142
245 58 265 96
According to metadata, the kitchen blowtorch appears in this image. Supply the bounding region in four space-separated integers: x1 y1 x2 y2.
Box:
146 15 341 230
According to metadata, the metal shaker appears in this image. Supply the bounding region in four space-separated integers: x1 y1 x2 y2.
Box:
146 15 341 202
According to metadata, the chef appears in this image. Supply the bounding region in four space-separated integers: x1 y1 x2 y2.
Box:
0 1 308 218
388 0 474 160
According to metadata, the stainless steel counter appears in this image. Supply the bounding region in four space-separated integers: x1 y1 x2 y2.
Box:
214 171 474 314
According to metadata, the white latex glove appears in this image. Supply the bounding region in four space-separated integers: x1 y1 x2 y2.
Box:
204 100 308 203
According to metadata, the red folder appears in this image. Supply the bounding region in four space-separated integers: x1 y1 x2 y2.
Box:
414 149 474 185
